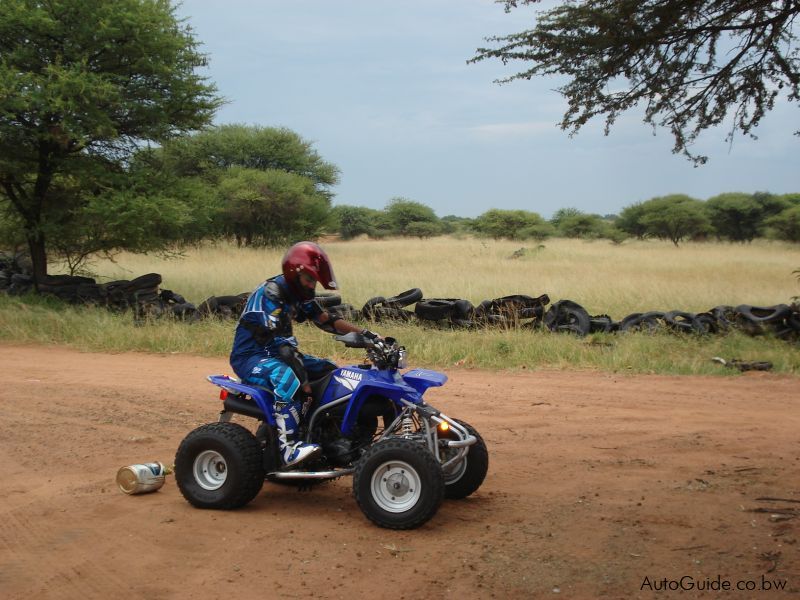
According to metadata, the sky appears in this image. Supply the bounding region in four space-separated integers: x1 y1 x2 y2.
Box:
175 0 799 219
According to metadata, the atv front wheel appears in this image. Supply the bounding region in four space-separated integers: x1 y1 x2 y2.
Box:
354 438 444 529
439 419 489 499
175 422 264 509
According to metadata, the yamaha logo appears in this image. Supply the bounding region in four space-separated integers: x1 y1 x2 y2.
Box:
334 369 362 391
339 369 362 381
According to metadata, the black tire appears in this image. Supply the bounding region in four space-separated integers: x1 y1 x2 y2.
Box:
439 419 488 500
384 288 423 308
129 272 162 288
491 294 549 310
452 299 475 320
693 312 719 334
709 305 736 330
543 300 591 336
361 296 386 319
353 438 444 529
589 314 615 333
518 305 546 321
414 298 459 321
328 303 362 321
473 299 494 318
735 304 792 324
316 293 342 308
76 283 107 303
10 273 33 284
170 302 199 321
160 289 186 305
215 295 248 313
174 422 265 510
197 296 219 315
618 311 665 333
664 310 703 334
372 306 416 322
41 274 96 286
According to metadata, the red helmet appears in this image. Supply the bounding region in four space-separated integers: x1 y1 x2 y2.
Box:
281 241 337 299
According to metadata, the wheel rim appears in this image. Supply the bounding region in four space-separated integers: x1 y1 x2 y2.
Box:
370 460 422 513
193 450 228 491
442 455 467 485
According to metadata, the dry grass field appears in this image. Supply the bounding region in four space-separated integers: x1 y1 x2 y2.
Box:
83 237 799 316
2 236 797 374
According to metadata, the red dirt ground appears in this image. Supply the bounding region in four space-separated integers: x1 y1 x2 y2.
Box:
0 343 798 599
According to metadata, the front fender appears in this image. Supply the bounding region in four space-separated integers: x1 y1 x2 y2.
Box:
402 369 448 394
341 380 420 435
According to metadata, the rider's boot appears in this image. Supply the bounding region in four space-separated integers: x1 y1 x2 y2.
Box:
273 401 321 467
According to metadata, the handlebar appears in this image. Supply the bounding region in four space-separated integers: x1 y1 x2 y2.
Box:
333 333 407 370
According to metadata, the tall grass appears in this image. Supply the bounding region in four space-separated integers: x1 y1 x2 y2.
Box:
68 237 800 316
4 237 797 375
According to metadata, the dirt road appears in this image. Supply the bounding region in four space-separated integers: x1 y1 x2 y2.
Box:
0 343 798 599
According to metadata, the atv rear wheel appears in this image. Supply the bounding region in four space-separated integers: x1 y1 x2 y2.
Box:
175 422 264 509
353 438 444 529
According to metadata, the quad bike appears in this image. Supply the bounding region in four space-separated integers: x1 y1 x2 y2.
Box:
174 333 489 529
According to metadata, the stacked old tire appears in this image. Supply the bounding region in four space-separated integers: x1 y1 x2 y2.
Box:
1 251 798 343
355 289 800 342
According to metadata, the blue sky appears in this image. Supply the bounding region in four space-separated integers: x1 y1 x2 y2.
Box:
176 0 799 219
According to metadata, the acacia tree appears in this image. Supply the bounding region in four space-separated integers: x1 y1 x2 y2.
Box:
217 167 330 247
639 195 712 246
0 0 221 282
616 202 650 239
150 125 339 245
471 1 800 163
154 124 339 194
383 198 441 236
705 192 764 241
473 208 553 240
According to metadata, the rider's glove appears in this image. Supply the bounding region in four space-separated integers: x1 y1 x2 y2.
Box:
361 329 380 341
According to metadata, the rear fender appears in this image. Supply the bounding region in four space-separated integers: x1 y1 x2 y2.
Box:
207 375 274 425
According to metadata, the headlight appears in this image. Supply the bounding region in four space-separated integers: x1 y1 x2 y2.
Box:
397 349 408 369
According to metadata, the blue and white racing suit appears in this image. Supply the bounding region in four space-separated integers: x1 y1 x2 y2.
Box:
230 274 336 404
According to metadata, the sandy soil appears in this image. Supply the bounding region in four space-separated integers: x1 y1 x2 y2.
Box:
0 343 798 599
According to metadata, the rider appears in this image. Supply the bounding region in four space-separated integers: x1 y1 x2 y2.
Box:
230 242 379 467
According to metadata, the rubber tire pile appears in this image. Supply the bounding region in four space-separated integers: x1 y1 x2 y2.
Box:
1 252 797 341
331 288 800 342
0 252 243 322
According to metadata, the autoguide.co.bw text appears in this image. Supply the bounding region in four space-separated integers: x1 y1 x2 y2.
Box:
641 574 787 592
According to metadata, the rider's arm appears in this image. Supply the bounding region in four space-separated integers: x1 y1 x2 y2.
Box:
315 312 381 339
239 288 284 345
319 312 362 335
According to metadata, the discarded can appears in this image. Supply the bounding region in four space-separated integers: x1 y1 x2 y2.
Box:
116 462 170 495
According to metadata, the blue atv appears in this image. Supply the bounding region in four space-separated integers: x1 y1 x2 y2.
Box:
174 332 488 529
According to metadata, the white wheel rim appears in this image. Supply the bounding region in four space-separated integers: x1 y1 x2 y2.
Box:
442 456 467 484
370 460 422 513
193 450 228 490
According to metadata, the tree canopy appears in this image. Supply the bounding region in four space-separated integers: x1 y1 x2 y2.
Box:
705 192 763 242
473 208 553 240
216 167 330 247
148 124 340 246
0 0 221 280
153 124 339 194
471 1 800 163
637 195 712 245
